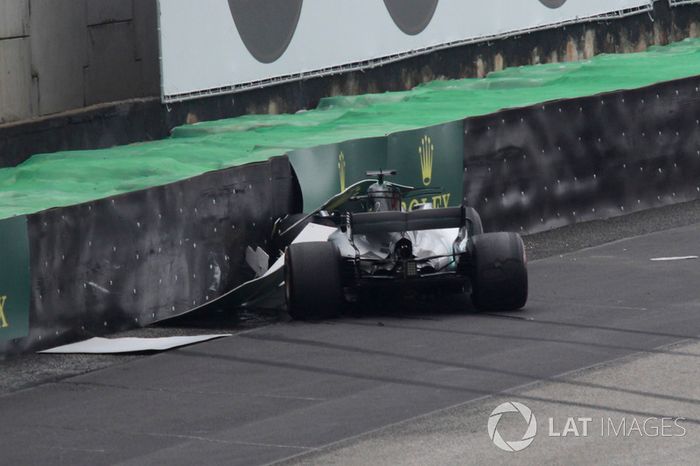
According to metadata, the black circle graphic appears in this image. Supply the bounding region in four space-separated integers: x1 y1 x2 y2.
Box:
383 0 439 36
228 0 304 64
539 0 567 8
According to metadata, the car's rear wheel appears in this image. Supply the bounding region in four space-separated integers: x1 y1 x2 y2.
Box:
285 242 343 320
470 232 528 311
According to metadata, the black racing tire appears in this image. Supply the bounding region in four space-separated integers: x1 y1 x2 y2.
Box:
470 232 528 311
464 206 484 236
285 242 343 320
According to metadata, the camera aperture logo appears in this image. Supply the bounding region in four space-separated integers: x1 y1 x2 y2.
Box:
488 401 537 452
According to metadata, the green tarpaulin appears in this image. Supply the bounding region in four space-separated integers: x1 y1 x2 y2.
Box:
2 39 700 219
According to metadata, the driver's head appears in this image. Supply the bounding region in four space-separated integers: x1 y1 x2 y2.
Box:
368 182 401 212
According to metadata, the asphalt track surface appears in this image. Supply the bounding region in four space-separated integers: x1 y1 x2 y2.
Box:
2 201 700 465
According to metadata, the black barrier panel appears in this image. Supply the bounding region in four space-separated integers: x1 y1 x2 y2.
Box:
0 157 298 355
463 76 700 233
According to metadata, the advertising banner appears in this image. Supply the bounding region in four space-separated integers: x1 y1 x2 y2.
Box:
289 137 387 212
288 121 463 212
0 216 30 342
158 0 652 101
388 121 464 210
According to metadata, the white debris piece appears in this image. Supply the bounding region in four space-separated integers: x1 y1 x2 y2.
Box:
38 335 231 354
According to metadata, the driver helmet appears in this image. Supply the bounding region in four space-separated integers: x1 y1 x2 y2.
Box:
367 182 401 212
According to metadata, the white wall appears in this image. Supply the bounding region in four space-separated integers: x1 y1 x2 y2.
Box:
158 0 653 102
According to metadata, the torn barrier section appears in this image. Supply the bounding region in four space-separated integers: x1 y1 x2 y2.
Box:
463 75 700 233
288 121 464 212
0 158 297 356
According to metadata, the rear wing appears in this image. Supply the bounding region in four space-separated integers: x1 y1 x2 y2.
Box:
350 207 465 235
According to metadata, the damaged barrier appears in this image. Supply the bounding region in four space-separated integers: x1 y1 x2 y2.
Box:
0 158 297 356
3 75 700 356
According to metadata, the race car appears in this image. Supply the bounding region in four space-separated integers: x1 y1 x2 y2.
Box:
276 170 528 320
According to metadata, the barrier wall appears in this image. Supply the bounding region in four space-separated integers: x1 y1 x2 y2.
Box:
0 158 297 356
3 76 700 356
0 0 159 125
3 1 699 168
463 76 700 233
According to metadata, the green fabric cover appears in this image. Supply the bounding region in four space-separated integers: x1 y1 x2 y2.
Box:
2 39 700 219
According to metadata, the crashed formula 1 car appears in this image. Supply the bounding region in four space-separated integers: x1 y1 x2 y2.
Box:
273 170 528 320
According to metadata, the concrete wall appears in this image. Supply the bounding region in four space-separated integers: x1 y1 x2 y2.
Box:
1 1 699 168
0 0 159 124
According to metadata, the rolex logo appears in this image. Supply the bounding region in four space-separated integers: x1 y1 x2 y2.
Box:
419 135 434 186
0 295 8 328
338 152 347 192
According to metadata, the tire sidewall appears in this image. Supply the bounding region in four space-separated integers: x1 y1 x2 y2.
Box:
470 232 528 311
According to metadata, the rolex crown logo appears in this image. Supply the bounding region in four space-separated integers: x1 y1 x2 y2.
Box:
0 295 8 328
338 152 347 192
419 135 434 186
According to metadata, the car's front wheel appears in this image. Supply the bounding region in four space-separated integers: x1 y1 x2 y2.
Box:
285 242 343 320
469 232 528 311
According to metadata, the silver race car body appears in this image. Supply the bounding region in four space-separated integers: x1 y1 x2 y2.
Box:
278 171 528 319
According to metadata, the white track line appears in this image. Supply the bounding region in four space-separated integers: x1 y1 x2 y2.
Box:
650 256 699 262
